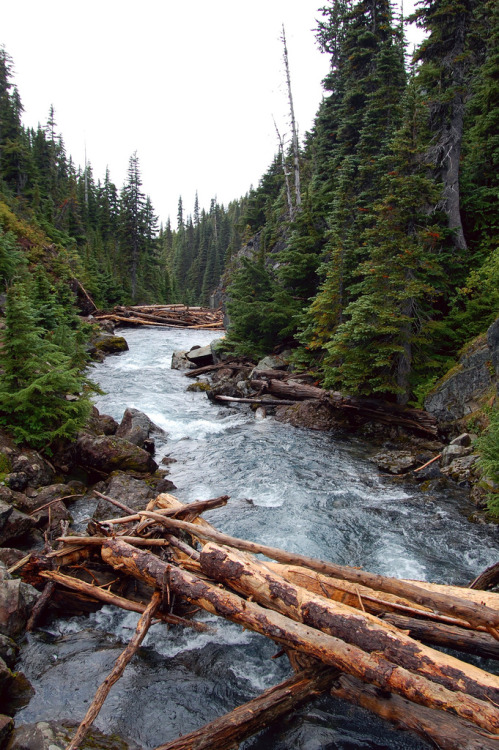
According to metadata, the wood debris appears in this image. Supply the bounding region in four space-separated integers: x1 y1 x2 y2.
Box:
20 491 499 750
94 304 224 330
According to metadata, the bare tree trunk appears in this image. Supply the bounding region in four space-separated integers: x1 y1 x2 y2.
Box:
274 117 294 219
282 25 301 213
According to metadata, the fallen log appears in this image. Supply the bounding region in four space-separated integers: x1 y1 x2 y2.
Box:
330 673 499 750
184 363 249 378
470 562 499 591
66 590 161 750
153 667 339 750
213 395 298 406
101 540 499 733
381 612 499 660
251 379 439 437
135 512 499 634
199 543 499 703
40 570 208 632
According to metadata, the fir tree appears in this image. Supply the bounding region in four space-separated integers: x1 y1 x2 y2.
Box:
0 282 93 448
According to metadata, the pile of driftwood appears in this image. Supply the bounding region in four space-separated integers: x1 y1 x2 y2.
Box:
22 490 499 750
94 304 224 330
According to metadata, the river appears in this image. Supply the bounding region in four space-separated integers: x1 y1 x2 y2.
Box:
16 327 499 749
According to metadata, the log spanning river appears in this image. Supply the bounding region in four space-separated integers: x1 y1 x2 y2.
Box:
17 327 499 749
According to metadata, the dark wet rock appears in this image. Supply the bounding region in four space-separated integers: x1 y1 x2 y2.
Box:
0 564 40 639
0 656 12 695
0 634 19 669
116 408 166 448
425 316 499 424
0 509 36 547
0 714 13 748
93 472 156 519
185 344 214 368
171 350 196 370
0 500 13 532
4 473 28 493
86 407 118 436
5 720 141 750
413 462 443 482
75 434 157 475
8 454 54 490
274 401 342 431
92 333 129 355
207 380 244 401
370 450 419 475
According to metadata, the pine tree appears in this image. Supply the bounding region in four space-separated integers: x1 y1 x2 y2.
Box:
0 282 93 448
321 79 446 402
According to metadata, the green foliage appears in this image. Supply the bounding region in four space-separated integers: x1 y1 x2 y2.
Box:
0 225 26 287
476 406 499 517
0 281 93 449
225 258 294 359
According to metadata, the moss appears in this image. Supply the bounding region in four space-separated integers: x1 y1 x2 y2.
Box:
186 381 211 392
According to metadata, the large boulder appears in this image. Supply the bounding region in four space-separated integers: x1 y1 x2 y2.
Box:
0 509 36 547
91 332 129 355
116 408 166 448
425 317 499 425
74 434 158 475
171 350 196 370
0 564 40 639
93 472 156 519
185 344 214 368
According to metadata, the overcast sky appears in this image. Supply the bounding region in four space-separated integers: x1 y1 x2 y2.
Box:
2 1 423 226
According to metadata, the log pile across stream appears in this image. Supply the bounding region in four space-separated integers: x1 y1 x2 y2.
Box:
22 491 499 750
94 304 224 330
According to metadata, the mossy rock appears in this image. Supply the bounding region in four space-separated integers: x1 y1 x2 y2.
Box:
93 335 129 354
186 381 211 393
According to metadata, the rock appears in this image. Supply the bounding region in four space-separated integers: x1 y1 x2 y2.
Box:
8 454 54 490
370 450 419 475
450 432 472 447
92 333 129 355
253 354 289 373
5 720 141 750
0 714 13 748
116 408 166 448
0 656 13 696
86 407 118 436
5 473 28 492
185 344 214 368
442 453 478 483
0 564 40 639
0 501 13 533
0 634 19 669
425 316 499 424
0 509 36 547
93 473 156 519
0 549 26 570
75 434 158 475
440 444 472 468
186 381 211 393
171 350 196 370
274 401 342 431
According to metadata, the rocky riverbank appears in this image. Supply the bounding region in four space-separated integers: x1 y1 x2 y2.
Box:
0 322 178 749
172 317 499 522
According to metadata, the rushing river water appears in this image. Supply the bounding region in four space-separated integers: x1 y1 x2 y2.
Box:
16 327 499 749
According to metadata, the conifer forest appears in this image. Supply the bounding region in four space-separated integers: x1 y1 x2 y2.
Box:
0 0 498 450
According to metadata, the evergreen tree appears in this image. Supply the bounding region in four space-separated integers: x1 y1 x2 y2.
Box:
0 282 93 448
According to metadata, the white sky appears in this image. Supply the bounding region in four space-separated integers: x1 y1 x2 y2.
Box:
2 1 423 226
